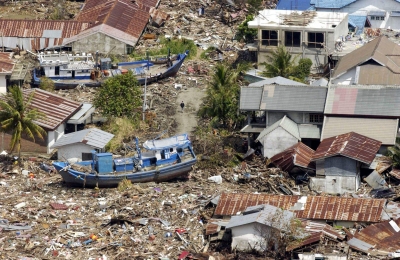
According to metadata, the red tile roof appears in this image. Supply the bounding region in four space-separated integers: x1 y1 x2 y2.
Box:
214 193 385 222
270 142 315 171
312 132 381 164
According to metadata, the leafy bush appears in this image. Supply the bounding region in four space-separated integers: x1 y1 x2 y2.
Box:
236 15 257 43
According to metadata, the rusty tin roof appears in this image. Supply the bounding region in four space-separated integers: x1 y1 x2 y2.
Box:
270 142 315 171
215 193 385 222
312 132 382 164
0 52 15 73
23 89 82 130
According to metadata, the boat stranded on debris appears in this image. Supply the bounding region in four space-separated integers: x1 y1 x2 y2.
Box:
52 133 197 188
33 50 189 89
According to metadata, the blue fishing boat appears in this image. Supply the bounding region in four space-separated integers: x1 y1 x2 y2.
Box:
52 133 196 188
33 51 189 89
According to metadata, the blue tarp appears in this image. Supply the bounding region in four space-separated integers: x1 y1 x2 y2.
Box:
276 0 311 10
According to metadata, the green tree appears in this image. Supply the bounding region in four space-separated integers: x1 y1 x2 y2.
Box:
261 45 298 78
39 76 55 92
94 71 142 120
388 146 400 168
0 86 46 158
293 58 312 81
236 15 258 43
199 63 248 128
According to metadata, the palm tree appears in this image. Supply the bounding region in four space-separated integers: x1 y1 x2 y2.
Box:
261 45 298 78
199 63 248 127
0 86 46 159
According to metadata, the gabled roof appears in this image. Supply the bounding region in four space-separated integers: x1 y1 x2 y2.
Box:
310 0 357 9
23 89 82 130
215 193 386 222
332 36 400 79
256 116 300 141
324 85 400 117
270 142 315 171
51 128 114 149
240 85 327 112
71 0 158 45
321 117 398 145
312 132 382 164
226 204 294 230
248 76 306 87
348 14 367 35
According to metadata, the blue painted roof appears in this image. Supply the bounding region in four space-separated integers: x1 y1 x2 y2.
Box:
311 0 357 9
348 15 367 35
276 0 311 10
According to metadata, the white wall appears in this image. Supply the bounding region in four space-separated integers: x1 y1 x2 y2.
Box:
57 143 94 160
48 124 65 154
230 223 276 252
261 127 298 158
0 75 7 93
310 175 359 194
331 67 357 85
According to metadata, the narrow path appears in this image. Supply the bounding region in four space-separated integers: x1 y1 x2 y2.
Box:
173 86 206 135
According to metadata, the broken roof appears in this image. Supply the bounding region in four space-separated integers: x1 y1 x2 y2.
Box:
270 142 315 171
348 218 400 256
0 52 15 74
324 85 400 117
312 132 382 164
70 0 158 46
332 36 400 81
51 128 114 149
321 117 398 145
215 193 385 222
23 89 82 131
248 76 306 87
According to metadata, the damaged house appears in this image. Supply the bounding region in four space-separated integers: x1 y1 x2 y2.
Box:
240 85 327 158
247 10 348 71
310 132 382 194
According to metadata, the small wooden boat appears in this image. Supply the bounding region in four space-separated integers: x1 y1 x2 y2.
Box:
32 51 188 89
52 133 197 188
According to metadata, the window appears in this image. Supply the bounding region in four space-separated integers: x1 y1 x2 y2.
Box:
371 16 375 20
285 31 301 47
308 32 324 48
126 44 134 54
309 114 323 123
380 16 385 20
261 30 278 46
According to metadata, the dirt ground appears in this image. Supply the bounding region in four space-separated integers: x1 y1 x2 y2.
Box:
174 86 207 135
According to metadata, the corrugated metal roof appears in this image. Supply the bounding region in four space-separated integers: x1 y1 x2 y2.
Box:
332 36 400 79
324 85 400 117
0 52 15 73
270 142 316 171
321 117 398 145
313 132 382 164
348 15 367 35
75 0 158 41
381 201 400 221
248 76 306 87
240 86 263 110
23 89 82 130
276 0 311 10
310 0 357 9
260 85 327 112
214 193 385 222
299 124 321 139
348 218 400 255
356 65 400 85
368 11 386 16
51 128 114 149
256 116 300 141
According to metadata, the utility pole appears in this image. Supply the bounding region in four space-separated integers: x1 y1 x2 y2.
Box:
142 75 147 121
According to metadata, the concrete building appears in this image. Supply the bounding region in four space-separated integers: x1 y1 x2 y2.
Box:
51 128 114 161
311 0 400 30
310 132 382 194
330 36 400 85
248 10 349 71
226 204 295 252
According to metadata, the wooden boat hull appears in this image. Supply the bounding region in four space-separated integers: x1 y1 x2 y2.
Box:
53 158 196 188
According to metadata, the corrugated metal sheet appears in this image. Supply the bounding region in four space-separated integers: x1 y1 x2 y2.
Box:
270 142 315 171
149 7 170 26
310 0 356 9
240 86 263 110
381 201 400 221
23 89 82 130
248 76 306 87
276 0 311 10
321 117 398 145
332 36 400 79
389 168 400 180
260 85 327 112
51 128 114 149
0 52 15 73
214 193 385 222
299 124 321 139
348 218 400 255
325 85 400 117
312 132 382 164
256 115 300 141
75 0 158 40
348 15 367 35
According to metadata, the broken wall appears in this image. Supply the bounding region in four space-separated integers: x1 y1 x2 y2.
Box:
262 127 298 158
230 223 274 252
310 175 359 194
68 32 128 55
